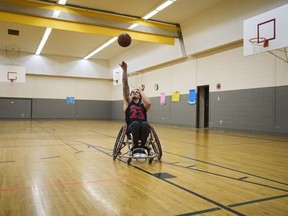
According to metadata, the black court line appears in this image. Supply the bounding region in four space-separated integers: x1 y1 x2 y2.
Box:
183 166 288 193
228 194 288 207
74 151 83 154
238 176 249 180
41 156 60 160
85 144 113 157
162 159 288 193
176 207 221 215
133 166 245 216
34 124 82 153
0 161 16 163
162 161 288 193
89 145 287 216
166 151 288 186
175 194 288 215
160 126 288 143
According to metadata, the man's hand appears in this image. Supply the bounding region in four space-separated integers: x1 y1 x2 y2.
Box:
119 61 127 71
139 84 145 91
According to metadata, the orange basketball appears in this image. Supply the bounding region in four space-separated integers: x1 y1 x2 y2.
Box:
118 33 132 47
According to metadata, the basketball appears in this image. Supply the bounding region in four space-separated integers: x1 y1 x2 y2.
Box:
117 33 132 47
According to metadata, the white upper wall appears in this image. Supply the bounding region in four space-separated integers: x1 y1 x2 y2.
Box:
0 51 110 79
0 74 112 100
181 0 288 56
109 38 184 76
1 0 287 101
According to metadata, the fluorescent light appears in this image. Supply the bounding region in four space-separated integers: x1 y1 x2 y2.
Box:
83 0 176 59
128 24 139 30
52 10 61 18
83 37 118 60
155 1 174 11
142 10 158 20
57 0 67 5
142 0 176 20
35 28 52 55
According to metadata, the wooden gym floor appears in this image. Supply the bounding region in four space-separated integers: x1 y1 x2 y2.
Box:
0 119 287 216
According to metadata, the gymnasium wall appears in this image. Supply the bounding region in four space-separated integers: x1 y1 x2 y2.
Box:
1 0 287 134
111 46 288 134
109 0 288 134
0 73 112 119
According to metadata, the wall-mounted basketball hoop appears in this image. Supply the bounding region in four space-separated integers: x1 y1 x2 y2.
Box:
7 71 18 82
249 37 269 48
248 37 269 55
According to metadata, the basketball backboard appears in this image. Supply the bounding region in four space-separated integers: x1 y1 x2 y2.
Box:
243 4 288 61
113 67 122 86
0 65 26 83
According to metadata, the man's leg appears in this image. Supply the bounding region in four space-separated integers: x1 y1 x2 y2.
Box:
140 121 150 147
128 121 140 147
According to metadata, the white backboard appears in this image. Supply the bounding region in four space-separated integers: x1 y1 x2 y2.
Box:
0 65 26 83
243 4 288 56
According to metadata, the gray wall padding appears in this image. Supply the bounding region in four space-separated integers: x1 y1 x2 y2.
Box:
1 85 287 135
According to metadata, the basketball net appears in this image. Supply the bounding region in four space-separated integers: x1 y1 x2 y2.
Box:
249 37 269 55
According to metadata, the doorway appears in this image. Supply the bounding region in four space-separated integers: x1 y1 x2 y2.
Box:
196 86 209 128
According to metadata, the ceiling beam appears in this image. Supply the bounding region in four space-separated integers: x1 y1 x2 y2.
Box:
0 0 180 45
0 11 175 45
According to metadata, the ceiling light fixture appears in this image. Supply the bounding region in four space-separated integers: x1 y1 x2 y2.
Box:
128 24 139 30
142 10 159 20
83 37 118 60
35 28 52 55
35 2 66 55
58 0 68 5
83 0 176 60
142 0 176 20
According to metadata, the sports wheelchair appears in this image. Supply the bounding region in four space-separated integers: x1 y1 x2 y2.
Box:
112 124 162 165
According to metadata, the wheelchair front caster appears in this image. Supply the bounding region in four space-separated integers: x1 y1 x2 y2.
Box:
127 158 132 165
149 158 153 164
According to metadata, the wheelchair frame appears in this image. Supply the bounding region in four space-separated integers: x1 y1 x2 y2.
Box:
112 124 162 164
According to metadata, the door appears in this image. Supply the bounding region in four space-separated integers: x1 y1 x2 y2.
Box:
196 86 209 128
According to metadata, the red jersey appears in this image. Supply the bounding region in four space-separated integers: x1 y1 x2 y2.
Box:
125 101 147 126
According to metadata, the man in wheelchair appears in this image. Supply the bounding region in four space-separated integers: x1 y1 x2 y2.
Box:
120 61 151 157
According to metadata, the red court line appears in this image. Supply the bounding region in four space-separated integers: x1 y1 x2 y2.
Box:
0 177 127 193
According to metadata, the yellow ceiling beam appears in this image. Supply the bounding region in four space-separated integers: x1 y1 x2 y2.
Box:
1 0 180 33
0 11 175 45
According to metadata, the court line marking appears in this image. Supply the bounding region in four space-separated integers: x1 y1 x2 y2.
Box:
0 177 127 193
0 160 16 163
228 193 288 207
133 165 245 216
176 207 221 215
166 151 288 186
157 126 288 143
108 148 286 215
110 155 244 215
176 194 288 215
41 156 60 160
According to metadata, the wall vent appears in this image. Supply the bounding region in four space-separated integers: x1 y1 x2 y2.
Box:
8 29 20 36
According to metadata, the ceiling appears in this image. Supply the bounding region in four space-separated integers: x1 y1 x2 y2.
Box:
0 0 226 61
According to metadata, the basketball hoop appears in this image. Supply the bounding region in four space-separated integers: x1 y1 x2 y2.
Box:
249 37 269 47
7 71 17 82
249 37 269 55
